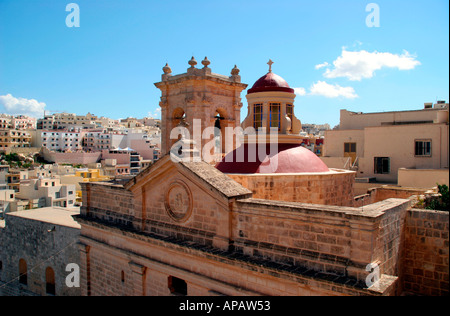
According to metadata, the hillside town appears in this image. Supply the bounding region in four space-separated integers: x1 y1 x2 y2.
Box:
0 113 163 215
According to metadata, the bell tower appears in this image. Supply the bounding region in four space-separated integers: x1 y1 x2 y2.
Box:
154 57 248 158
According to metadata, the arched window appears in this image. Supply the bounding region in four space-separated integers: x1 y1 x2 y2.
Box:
269 103 281 131
46 267 56 295
253 104 263 130
19 259 27 285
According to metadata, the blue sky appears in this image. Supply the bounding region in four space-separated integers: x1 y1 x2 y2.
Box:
0 0 448 128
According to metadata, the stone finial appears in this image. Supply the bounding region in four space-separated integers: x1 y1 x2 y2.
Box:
201 57 211 68
283 114 292 134
163 63 172 74
230 65 241 82
188 56 197 68
231 65 240 76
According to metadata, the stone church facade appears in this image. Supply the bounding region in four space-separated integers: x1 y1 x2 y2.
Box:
76 155 401 295
72 58 449 296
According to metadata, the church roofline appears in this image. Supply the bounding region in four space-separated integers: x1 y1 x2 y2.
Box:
124 154 252 200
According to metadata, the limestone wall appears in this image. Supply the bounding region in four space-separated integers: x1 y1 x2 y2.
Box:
233 198 409 287
41 147 101 164
0 213 80 296
81 182 135 229
398 168 449 188
227 169 355 206
403 209 449 295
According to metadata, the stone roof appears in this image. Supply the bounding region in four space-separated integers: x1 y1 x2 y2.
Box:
5 207 81 229
125 155 252 200
178 161 252 199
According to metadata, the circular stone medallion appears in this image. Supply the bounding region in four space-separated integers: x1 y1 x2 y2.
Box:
165 181 192 222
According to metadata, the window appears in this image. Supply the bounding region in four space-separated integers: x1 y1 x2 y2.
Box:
168 276 187 296
253 104 263 130
19 259 27 285
269 103 281 131
45 267 56 295
344 142 356 154
374 157 390 174
415 140 432 157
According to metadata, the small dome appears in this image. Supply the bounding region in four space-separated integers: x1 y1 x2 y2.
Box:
216 143 329 174
248 72 295 94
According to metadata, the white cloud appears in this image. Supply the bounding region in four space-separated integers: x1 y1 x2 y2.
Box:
315 62 329 70
0 94 46 117
309 81 358 99
293 87 307 96
147 108 161 118
323 49 421 81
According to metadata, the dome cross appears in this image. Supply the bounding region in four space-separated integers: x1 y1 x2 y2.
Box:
267 59 274 73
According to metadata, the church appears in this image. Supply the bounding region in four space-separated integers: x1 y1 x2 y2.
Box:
74 57 448 296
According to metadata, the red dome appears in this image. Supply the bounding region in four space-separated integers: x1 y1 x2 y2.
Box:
248 72 295 94
216 143 329 174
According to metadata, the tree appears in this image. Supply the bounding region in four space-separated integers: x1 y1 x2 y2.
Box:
426 184 449 211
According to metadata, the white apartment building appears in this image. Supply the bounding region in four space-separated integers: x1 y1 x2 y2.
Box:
15 177 76 208
37 130 84 152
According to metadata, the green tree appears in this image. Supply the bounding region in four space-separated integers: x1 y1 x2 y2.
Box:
426 184 449 211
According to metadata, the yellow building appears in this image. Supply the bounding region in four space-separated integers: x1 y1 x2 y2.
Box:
60 169 111 205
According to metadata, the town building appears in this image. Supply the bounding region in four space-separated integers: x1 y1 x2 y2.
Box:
37 112 98 131
0 129 32 151
15 177 76 209
61 168 111 205
322 103 449 187
83 130 112 152
10 115 36 130
34 129 84 152
101 148 144 175
0 116 11 129
111 131 159 161
0 115 36 130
